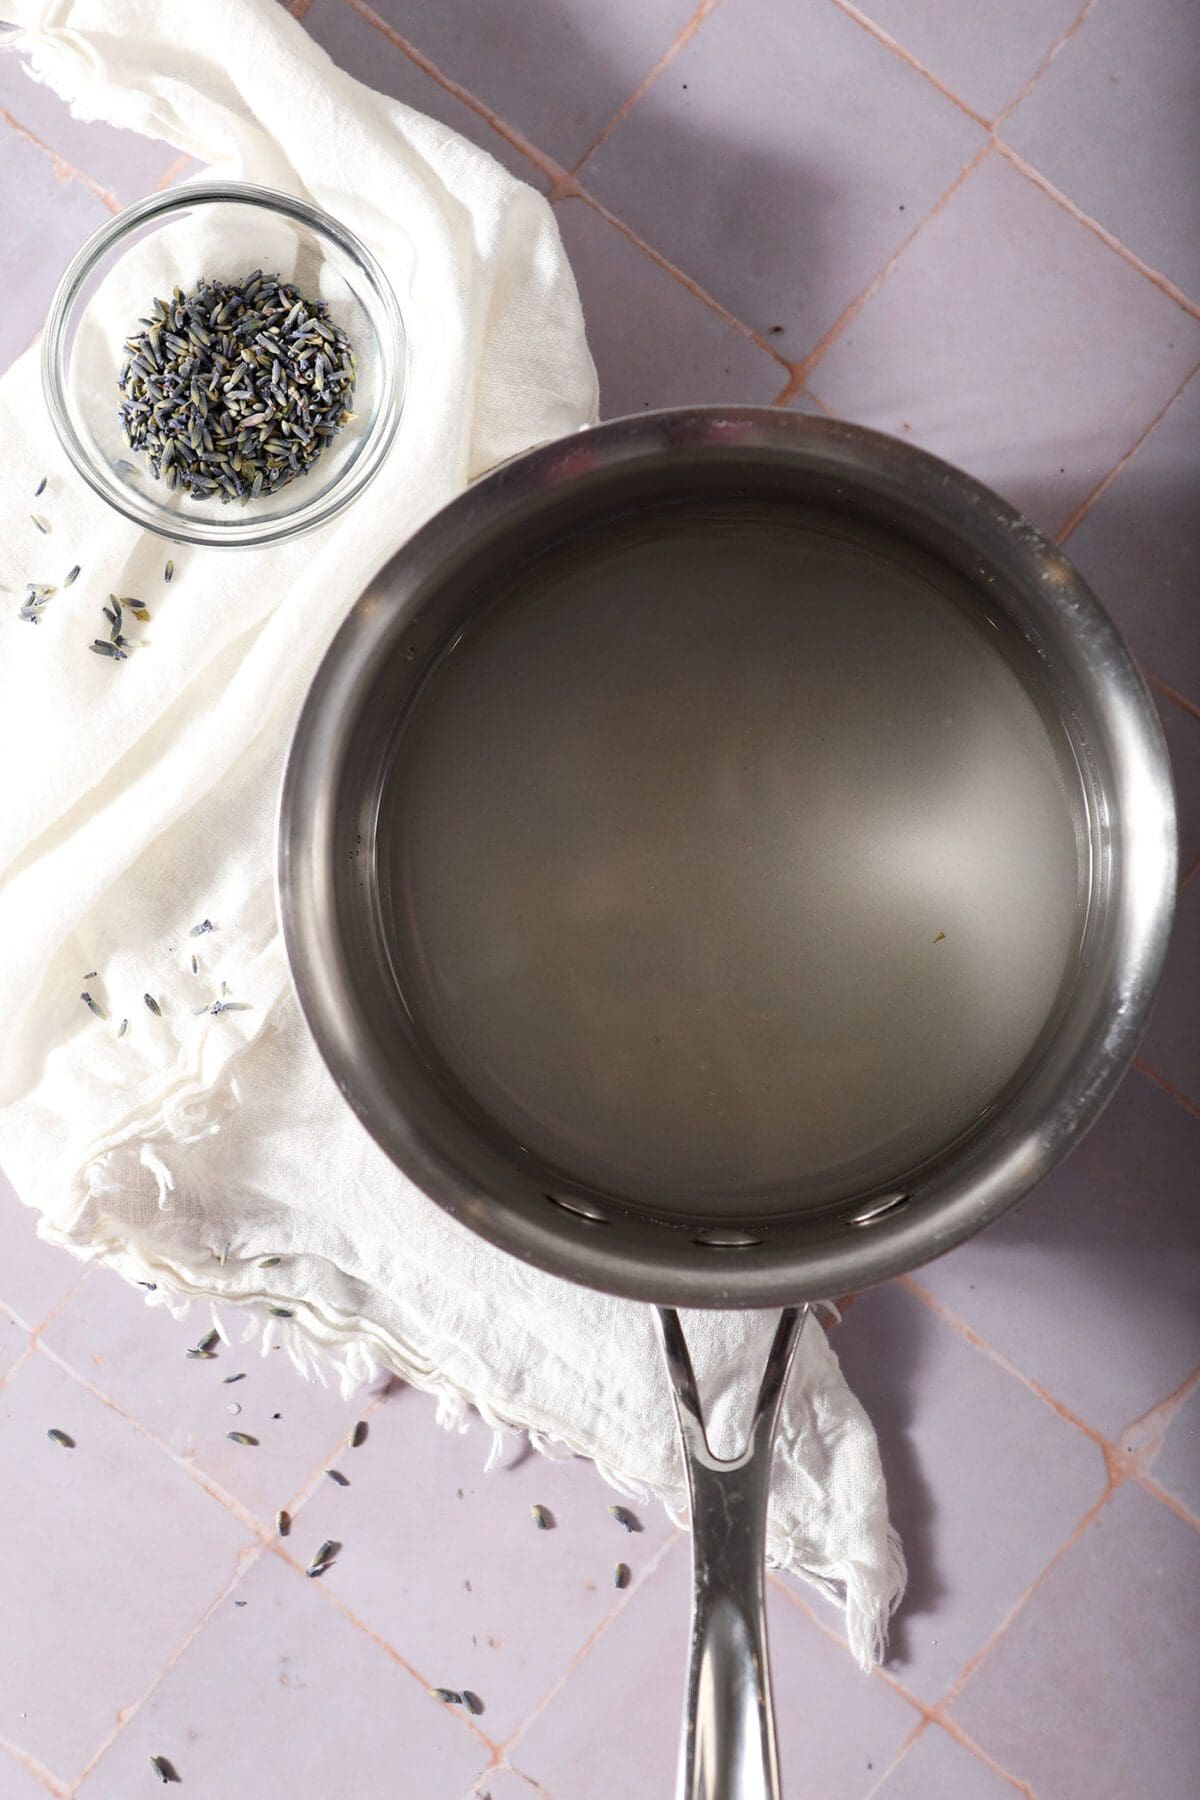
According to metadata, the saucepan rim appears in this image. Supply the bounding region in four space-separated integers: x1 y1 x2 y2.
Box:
277 407 1176 1306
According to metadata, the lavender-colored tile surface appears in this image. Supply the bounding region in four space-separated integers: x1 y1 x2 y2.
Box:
1141 874 1200 1104
872 1722 1017 1799
1150 1382 1200 1518
951 1482 1200 1800
808 150 1200 535
847 0 1083 121
583 0 982 358
467 1771 543 1800
1003 0 1200 301
914 1070 1200 1441
0 48 177 203
40 1267 364 1527
828 1283 1106 1701
553 196 784 416
1154 691 1200 883
0 1170 84 1330
292 1380 677 1744
514 1539 919 1796
0 1749 56 1800
301 0 548 187
2 0 1199 1789
76 1549 490 1800
1064 369 1200 710
0 1346 252 1786
363 0 696 167
0 1304 29 1383
0 129 111 375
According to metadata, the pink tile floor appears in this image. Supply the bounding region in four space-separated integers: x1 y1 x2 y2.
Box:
1 1 1198 1794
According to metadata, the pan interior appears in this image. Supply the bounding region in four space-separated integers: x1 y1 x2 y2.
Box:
376 499 1086 1218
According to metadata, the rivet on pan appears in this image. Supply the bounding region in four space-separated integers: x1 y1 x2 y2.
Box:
692 1230 763 1249
544 1193 609 1225
847 1192 910 1228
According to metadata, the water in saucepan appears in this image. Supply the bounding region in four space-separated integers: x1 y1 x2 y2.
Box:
379 507 1085 1212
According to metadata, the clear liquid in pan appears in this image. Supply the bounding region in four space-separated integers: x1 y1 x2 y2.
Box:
381 509 1084 1212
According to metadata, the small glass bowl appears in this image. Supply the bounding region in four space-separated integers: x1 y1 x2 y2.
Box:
42 181 406 549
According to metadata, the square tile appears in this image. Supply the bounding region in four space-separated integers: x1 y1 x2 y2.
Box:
0 128 111 377
950 1482 1200 1800
300 0 548 186
0 52 177 204
513 1538 917 1795
914 1069 1200 1441
1149 1382 1200 1519
1063 371 1200 711
290 1381 677 1743
40 1265 364 1529
360 0 697 167
846 0 1082 121
553 196 784 416
1003 0 1200 301
583 0 982 358
1139 874 1200 1106
828 1282 1105 1700
0 1348 252 1785
872 1721 1017 1799
807 151 1200 535
76 1550 489 1799
0 1171 84 1330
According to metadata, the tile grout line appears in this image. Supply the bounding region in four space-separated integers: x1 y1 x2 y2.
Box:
569 183 791 367
336 0 1198 402
898 1273 1200 1540
1055 354 1200 541
0 1267 91 1392
859 1716 930 1800
569 0 726 176
345 0 786 369
153 152 192 192
267 1372 401 1535
41 1370 409 1788
767 1572 1036 1795
34 1337 275 1544
454 1763 553 1800
823 0 989 128
264 1534 497 1757
0 105 119 213
995 141 1200 322
895 1272 1118 1457
1117 1361 1200 1464
792 141 992 401
0 1735 70 1800
1146 671 1200 727
499 1528 685 1761
1134 1057 1200 1124
259 1378 497 1759
346 0 571 193
991 0 1098 129
66 1541 271 1794
0 1337 35 1393
928 1479 1119 1728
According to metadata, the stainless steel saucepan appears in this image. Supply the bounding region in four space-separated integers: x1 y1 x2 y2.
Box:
278 409 1175 1798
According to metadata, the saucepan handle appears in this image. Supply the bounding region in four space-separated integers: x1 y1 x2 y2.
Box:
655 1305 807 1800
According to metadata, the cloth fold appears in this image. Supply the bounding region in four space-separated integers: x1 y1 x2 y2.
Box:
0 0 903 1666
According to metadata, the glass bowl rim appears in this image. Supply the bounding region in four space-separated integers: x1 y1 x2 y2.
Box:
41 179 406 549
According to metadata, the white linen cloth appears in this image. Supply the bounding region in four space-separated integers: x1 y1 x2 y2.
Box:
0 0 903 1665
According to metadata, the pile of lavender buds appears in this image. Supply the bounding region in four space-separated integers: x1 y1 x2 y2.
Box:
117 271 356 503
